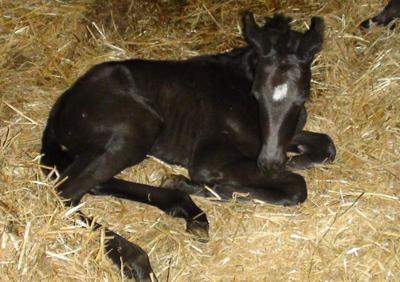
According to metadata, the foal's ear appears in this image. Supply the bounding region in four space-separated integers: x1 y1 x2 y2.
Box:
242 12 265 54
298 17 325 61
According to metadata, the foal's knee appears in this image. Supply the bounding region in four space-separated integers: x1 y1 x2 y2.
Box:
164 189 194 217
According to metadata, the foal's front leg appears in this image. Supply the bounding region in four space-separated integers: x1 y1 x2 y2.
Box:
189 143 307 206
287 130 336 170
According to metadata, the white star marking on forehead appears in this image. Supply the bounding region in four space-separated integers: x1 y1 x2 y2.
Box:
272 83 288 102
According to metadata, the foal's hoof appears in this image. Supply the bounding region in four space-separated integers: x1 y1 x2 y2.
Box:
324 141 337 163
105 230 157 282
360 18 373 29
186 220 210 243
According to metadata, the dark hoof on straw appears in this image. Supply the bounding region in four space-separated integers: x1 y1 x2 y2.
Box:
360 18 373 29
105 230 157 282
186 219 210 243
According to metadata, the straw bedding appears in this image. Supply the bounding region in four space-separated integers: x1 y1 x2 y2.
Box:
0 0 399 281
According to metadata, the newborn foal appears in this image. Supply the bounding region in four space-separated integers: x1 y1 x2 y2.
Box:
41 13 335 281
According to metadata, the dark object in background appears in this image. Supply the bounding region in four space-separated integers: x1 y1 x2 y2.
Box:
360 0 400 28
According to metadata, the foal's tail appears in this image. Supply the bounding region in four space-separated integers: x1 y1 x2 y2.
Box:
40 95 72 175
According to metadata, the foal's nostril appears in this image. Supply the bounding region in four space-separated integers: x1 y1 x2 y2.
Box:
257 146 288 173
257 158 267 172
257 157 285 174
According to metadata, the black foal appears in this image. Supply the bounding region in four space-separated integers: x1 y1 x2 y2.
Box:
41 12 335 281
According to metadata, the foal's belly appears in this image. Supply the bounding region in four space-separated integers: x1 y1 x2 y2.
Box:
149 139 192 167
149 118 200 168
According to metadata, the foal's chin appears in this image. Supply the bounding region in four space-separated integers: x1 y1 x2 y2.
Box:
257 158 288 176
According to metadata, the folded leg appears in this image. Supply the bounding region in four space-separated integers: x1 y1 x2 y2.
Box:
287 130 336 170
189 142 307 206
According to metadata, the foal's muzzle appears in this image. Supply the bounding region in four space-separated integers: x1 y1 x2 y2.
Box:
257 146 288 173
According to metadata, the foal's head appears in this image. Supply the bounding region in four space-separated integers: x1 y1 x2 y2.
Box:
243 12 324 172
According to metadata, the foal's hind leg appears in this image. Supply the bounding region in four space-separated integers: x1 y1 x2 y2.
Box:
90 178 209 239
56 135 157 281
287 130 336 170
104 229 155 281
57 135 144 203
